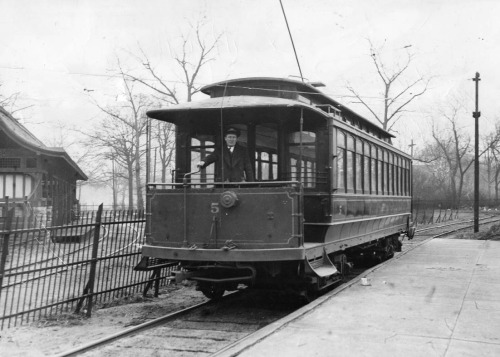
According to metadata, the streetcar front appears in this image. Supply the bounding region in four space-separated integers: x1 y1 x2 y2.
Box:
142 95 328 297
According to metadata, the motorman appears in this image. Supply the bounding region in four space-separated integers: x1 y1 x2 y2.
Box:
197 127 254 182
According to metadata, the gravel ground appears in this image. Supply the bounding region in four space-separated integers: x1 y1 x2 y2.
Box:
0 283 207 357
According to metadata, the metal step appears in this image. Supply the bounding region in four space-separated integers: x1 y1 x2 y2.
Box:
305 250 338 278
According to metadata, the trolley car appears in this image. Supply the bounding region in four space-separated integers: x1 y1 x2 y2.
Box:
142 77 414 299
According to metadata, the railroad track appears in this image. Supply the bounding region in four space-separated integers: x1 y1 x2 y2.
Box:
399 214 500 255
414 214 500 238
56 251 413 357
55 288 302 357
55 267 381 357
56 215 500 357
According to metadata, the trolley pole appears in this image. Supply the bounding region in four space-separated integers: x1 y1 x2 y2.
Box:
472 72 481 233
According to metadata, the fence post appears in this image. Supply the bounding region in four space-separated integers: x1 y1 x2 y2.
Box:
413 200 419 226
0 208 14 328
2 196 9 219
75 204 103 317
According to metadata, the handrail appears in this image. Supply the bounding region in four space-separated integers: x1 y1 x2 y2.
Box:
147 180 302 189
182 170 201 185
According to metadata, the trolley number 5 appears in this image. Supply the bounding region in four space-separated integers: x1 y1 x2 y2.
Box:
211 203 220 214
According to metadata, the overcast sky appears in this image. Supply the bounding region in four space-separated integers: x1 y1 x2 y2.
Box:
1 0 499 154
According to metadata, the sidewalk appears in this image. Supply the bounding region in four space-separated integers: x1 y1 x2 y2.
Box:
216 239 500 357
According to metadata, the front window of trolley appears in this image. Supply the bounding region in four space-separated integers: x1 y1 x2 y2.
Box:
196 127 254 183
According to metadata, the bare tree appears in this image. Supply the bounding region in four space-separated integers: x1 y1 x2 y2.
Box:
151 120 176 182
412 163 446 200
482 124 500 203
347 41 430 132
122 19 223 104
0 80 33 114
85 69 150 209
417 102 500 206
431 113 472 206
117 17 223 186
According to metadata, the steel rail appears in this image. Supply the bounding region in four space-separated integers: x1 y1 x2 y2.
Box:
431 217 500 238
415 214 500 234
53 299 214 357
53 290 245 357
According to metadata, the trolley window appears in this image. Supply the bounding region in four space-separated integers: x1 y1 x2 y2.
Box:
336 131 346 192
395 155 400 195
346 135 355 192
371 145 377 194
377 147 383 194
288 131 316 187
255 123 278 181
355 139 363 193
364 143 370 194
190 135 215 183
387 153 393 195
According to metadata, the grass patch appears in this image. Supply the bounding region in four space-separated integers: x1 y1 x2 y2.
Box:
35 312 86 327
454 224 500 241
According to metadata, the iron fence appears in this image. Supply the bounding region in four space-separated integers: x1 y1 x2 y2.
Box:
412 199 460 225
0 204 176 330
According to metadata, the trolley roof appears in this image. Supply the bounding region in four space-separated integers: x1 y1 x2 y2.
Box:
148 77 395 142
147 96 330 132
201 77 395 139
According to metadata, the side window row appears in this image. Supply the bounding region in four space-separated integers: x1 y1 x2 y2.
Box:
336 130 410 196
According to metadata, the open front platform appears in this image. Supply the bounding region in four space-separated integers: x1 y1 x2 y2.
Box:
216 239 500 356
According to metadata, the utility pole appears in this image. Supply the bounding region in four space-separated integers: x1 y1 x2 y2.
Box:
153 147 157 182
112 153 117 211
146 118 151 184
409 139 415 157
473 72 481 233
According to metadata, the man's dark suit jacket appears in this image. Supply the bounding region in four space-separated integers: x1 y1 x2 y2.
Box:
202 143 254 182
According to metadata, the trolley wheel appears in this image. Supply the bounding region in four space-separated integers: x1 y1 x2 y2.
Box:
297 288 318 304
198 283 225 300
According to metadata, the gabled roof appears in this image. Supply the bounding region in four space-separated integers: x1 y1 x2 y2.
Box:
0 107 88 181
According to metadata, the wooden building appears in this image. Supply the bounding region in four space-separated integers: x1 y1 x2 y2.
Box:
0 107 87 226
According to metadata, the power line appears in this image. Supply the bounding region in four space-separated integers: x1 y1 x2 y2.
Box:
1 65 427 102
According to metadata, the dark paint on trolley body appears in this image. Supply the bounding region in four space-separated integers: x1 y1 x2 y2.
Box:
142 77 413 298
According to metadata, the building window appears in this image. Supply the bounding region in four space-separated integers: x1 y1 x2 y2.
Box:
26 158 37 168
0 174 34 199
0 158 21 168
